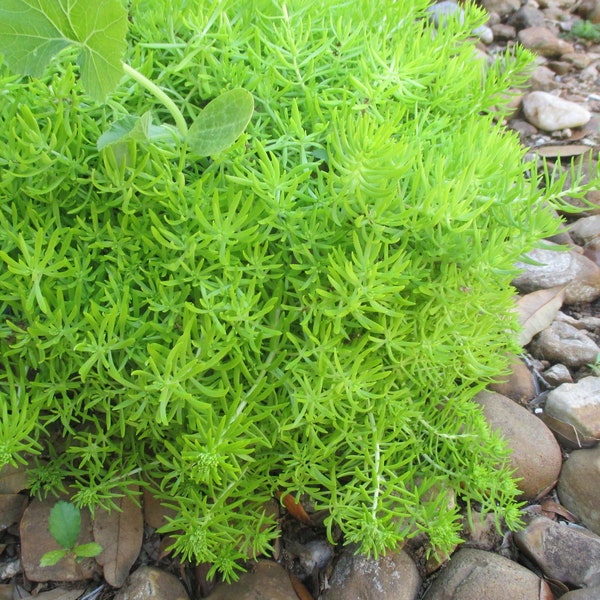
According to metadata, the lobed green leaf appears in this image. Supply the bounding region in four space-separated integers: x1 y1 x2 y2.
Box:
0 0 128 101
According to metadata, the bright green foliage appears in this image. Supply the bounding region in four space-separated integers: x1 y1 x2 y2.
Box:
571 19 600 42
40 501 103 567
0 0 597 580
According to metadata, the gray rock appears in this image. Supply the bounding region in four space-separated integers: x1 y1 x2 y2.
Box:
508 6 547 30
206 561 297 600
562 586 600 600
474 391 562 500
473 25 494 44
580 316 600 330
558 446 600 537
522 91 591 131
545 376 600 445
518 27 575 59
114 566 189 600
514 515 600 587
427 2 464 28
491 23 517 41
321 548 420 600
513 242 600 304
480 0 520 17
542 363 573 386
568 215 600 246
530 322 600 368
530 65 558 92
422 548 550 600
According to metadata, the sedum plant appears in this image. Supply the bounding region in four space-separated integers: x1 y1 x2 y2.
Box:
0 0 596 580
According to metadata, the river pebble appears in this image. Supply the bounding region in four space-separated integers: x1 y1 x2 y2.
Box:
514 515 600 587
558 445 600 536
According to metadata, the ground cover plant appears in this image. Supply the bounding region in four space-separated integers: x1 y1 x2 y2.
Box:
0 0 597 581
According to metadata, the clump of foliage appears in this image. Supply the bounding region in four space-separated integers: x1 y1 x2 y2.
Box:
571 19 600 42
0 0 596 580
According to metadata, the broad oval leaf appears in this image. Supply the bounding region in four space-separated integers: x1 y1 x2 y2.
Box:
48 501 81 550
74 542 104 559
187 88 254 156
39 548 69 567
0 0 128 102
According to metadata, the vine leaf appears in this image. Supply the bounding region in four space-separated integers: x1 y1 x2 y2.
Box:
0 0 128 102
187 88 254 156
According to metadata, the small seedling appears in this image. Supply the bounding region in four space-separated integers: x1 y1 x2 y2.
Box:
40 501 102 567
588 354 600 376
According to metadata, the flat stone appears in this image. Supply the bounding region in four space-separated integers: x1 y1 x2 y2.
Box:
558 446 600 536
422 548 550 600
321 548 421 600
114 566 189 600
545 376 600 444
514 515 600 587
513 242 600 304
207 561 298 600
518 27 575 58
473 391 562 500
522 91 591 132
530 321 600 368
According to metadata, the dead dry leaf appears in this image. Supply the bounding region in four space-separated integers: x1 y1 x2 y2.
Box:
0 464 29 494
515 286 566 346
534 145 592 158
540 498 577 522
27 586 86 600
277 492 312 525
289 573 314 600
539 578 556 600
539 412 598 449
142 489 177 530
93 489 143 588
0 494 27 532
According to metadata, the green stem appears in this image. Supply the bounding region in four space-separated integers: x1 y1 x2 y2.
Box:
121 63 188 137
